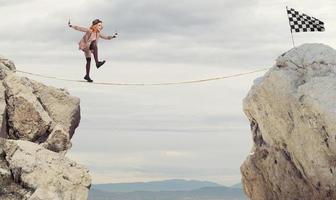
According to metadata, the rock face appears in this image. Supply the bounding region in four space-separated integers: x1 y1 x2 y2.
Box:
241 44 336 200
3 74 80 152
1 139 91 200
0 56 91 199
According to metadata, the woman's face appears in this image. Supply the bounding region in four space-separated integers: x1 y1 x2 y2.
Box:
96 22 103 31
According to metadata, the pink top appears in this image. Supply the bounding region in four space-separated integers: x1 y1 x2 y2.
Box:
71 25 112 50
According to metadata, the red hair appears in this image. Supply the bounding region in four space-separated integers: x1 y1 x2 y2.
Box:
90 24 100 33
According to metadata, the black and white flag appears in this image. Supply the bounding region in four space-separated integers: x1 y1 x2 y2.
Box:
286 7 325 33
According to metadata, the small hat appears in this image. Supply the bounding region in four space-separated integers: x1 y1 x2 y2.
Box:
92 19 102 25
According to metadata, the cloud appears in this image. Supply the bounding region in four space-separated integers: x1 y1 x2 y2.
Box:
0 0 34 7
0 0 298 66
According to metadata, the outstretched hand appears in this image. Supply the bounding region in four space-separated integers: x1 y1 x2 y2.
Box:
108 32 118 39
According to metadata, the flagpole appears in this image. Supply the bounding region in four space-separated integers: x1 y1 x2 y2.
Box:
286 6 296 48
290 31 295 48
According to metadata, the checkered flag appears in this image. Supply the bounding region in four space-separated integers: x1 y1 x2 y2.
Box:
286 7 325 33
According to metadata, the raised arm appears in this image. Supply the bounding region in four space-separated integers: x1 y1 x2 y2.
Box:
68 20 89 32
71 25 89 32
100 32 118 40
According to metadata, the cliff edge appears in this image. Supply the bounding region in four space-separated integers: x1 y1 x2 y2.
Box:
0 56 91 200
241 43 336 200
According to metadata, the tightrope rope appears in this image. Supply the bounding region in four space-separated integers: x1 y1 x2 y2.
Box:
16 67 269 86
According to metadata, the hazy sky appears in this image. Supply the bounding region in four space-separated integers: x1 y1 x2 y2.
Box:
1 0 335 185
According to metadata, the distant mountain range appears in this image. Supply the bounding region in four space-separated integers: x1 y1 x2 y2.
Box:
230 182 243 189
91 179 222 192
89 179 247 200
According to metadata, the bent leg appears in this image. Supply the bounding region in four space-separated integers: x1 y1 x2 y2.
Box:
89 40 105 68
89 40 99 64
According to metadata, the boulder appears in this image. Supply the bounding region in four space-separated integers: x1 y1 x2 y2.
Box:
1 70 80 152
29 80 80 139
4 75 52 142
0 55 16 80
241 44 336 200
0 143 30 200
2 139 91 200
0 55 16 72
42 124 71 152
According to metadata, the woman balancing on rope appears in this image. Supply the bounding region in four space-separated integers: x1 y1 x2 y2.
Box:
68 19 118 82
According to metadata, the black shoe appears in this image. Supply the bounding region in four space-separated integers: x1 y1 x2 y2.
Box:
84 75 93 82
96 60 106 69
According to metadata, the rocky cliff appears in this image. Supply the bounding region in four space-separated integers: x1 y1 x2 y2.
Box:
241 44 336 200
0 56 91 199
